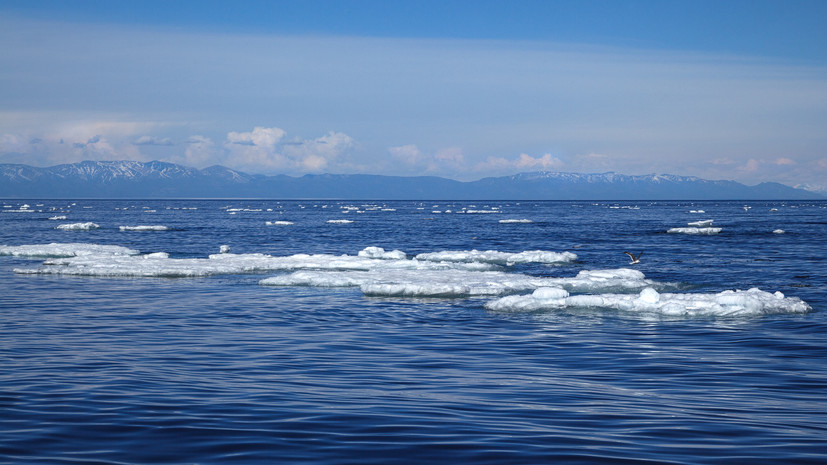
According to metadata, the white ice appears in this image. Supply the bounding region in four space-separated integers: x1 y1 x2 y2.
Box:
119 225 169 231
261 267 657 298
357 246 407 260
667 227 722 235
773 229 785 234
327 219 354 224
687 219 714 227
56 222 100 230
414 249 577 266
13 246 497 278
499 219 533 224
0 243 139 258
48 216 67 220
485 287 811 317
266 221 294 225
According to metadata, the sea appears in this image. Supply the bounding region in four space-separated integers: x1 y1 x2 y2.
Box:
1 199 826 464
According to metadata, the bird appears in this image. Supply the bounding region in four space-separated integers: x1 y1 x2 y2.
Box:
624 251 643 264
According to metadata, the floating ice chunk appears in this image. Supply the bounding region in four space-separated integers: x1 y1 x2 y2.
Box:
327 219 353 224
261 267 656 298
0 243 139 258
667 227 722 235
119 225 168 231
687 219 714 227
219 245 231 254
415 249 577 266
48 216 67 220
56 222 100 230
773 229 785 234
499 219 533 224
485 287 811 316
266 221 294 225
357 247 407 260
144 252 170 259
14 246 498 278
689 210 705 214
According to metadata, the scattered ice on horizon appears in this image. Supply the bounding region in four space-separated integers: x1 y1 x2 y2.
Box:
327 219 354 224
499 219 533 224
266 221 294 225
48 216 67 220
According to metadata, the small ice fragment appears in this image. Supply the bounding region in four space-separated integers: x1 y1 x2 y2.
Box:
56 222 100 230
687 219 714 227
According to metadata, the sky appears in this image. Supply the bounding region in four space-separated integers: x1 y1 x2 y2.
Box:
1 0 826 191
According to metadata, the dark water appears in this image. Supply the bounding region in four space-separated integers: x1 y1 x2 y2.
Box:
1 200 826 464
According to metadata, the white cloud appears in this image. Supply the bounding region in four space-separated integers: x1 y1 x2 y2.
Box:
133 136 173 146
175 135 219 167
222 127 354 173
389 144 424 165
282 131 355 172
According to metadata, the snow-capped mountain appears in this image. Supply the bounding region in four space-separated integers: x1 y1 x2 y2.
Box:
0 161 821 199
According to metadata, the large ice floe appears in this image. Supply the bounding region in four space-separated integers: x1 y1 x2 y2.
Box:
485 287 811 317
3 243 811 316
261 268 655 298
0 243 139 258
413 249 577 266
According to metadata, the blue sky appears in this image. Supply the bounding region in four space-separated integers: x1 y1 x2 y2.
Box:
1 0 826 190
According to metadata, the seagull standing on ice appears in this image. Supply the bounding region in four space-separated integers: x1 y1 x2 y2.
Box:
624 251 643 265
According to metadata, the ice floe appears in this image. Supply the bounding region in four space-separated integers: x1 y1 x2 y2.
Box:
667 227 722 235
261 267 658 298
414 249 577 266
687 219 714 227
56 222 100 231
119 225 169 231
12 245 498 278
3 242 812 316
327 219 354 224
485 287 811 317
499 219 533 224
266 221 294 225
773 229 785 234
357 246 407 260
0 243 139 258
48 216 68 220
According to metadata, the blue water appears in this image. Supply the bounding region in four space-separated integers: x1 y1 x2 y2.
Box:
1 199 826 464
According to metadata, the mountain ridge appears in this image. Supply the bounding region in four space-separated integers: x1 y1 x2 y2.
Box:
1 160 822 200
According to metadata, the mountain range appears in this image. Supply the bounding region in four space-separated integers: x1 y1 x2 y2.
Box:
0 160 822 200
